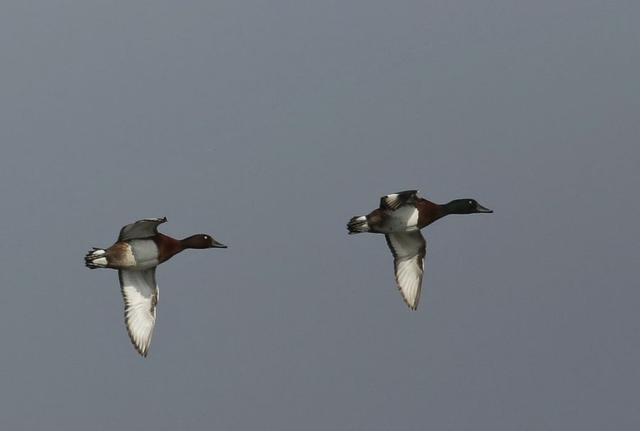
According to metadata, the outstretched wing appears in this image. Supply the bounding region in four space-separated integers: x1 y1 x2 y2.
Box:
380 190 419 211
118 269 158 357
118 217 167 241
385 231 426 310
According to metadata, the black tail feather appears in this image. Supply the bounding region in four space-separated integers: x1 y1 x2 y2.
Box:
347 215 369 234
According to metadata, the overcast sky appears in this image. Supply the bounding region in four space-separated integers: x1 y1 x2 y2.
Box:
0 1 638 430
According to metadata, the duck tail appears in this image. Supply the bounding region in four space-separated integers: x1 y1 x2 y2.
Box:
347 215 369 234
85 248 108 269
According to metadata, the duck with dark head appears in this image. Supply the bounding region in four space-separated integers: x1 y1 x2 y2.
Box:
347 190 492 311
84 217 227 357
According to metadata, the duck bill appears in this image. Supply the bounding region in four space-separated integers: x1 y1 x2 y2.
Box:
475 204 493 213
211 241 228 248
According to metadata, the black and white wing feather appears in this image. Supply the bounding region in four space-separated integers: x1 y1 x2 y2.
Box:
118 269 158 357
118 217 167 242
380 190 419 211
385 231 426 310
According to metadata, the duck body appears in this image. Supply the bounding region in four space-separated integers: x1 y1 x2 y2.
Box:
87 234 184 270
347 190 492 310
84 217 227 357
351 196 444 234
92 239 160 270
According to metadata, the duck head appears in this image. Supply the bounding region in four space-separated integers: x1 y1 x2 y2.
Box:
181 234 227 249
442 199 493 215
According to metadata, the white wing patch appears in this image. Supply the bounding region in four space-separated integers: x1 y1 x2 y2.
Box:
380 190 418 210
118 269 158 357
382 193 401 208
385 231 426 310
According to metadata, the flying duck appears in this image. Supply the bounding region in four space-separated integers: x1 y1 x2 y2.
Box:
85 217 227 357
347 190 492 310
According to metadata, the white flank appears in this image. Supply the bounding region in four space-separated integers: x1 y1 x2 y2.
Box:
388 206 419 232
406 208 419 229
127 239 158 269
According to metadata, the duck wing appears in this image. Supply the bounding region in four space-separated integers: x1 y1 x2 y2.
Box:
118 268 158 357
385 231 426 310
379 190 419 211
118 217 167 241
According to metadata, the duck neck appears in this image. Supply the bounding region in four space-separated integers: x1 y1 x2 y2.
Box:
415 199 447 227
180 235 206 249
440 200 469 215
440 201 458 215
154 234 184 263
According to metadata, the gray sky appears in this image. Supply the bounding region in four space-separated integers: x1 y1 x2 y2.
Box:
0 1 638 429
